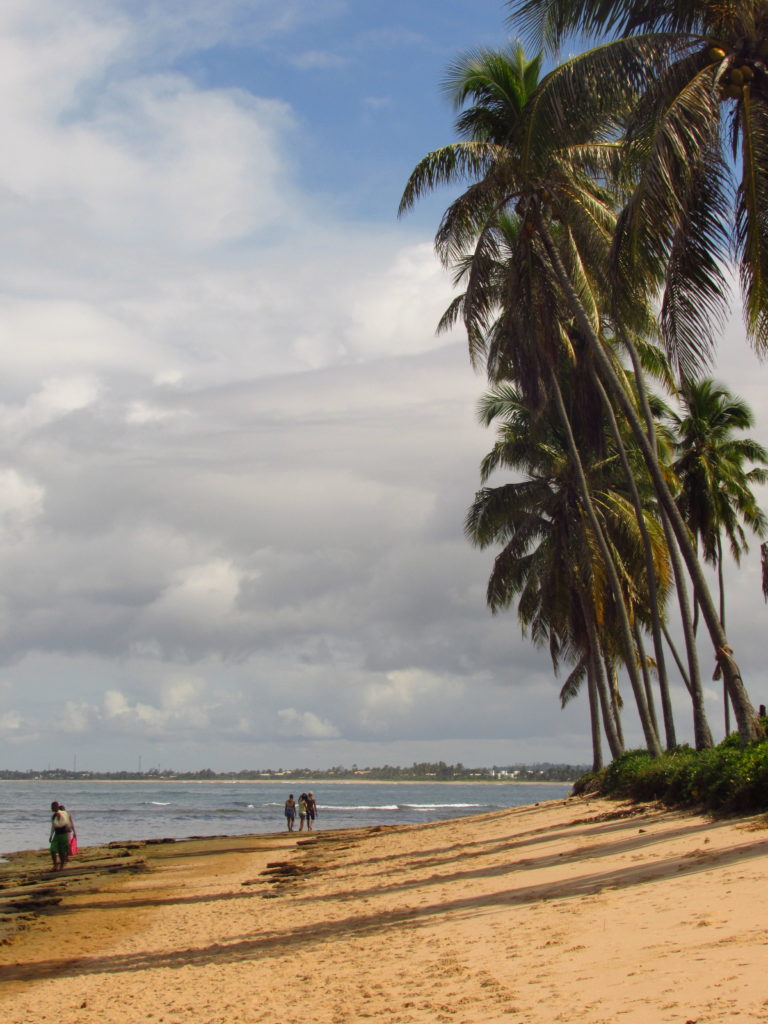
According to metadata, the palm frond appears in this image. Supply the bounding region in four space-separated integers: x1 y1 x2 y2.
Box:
397 143 501 217
560 656 588 706
736 88 768 352
660 144 730 380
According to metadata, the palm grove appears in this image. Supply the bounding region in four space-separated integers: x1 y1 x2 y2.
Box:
400 0 768 769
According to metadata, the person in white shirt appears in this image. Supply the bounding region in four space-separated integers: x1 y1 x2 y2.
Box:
49 800 73 871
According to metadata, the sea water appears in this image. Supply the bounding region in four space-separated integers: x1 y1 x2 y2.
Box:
0 778 572 858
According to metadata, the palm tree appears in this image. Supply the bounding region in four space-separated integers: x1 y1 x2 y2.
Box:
505 0 768 396
671 379 768 619
428 24 768 741
399 42 739 745
467 383 651 758
667 378 768 731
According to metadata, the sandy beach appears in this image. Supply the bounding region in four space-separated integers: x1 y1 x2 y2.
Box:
1 796 767 1024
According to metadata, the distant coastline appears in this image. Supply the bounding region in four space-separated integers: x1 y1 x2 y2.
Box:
0 761 587 785
1 776 572 786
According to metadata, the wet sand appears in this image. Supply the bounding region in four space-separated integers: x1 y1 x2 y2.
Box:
1 796 767 1023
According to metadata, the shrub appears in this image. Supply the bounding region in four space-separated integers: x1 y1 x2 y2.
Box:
588 737 768 814
602 749 653 796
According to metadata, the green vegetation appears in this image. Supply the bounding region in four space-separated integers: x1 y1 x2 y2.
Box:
0 762 587 783
400 0 768 772
575 722 768 813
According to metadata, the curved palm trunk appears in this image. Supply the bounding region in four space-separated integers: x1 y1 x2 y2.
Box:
662 622 692 694
535 211 763 745
578 586 624 758
617 350 713 749
594 373 676 748
548 367 663 756
619 341 714 748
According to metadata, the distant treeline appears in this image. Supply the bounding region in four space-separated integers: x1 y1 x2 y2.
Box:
0 761 587 783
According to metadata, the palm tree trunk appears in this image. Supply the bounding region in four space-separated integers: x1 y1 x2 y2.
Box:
662 622 692 694
593 372 676 748
616 353 712 748
661 510 714 749
579 587 624 758
717 533 732 736
548 367 663 756
633 622 660 738
534 211 763 745
605 657 626 748
587 653 604 771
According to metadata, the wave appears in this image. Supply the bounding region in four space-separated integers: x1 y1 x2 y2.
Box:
401 803 483 810
323 804 399 812
142 801 172 806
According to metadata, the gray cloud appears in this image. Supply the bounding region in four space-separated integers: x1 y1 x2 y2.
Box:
0 2 764 772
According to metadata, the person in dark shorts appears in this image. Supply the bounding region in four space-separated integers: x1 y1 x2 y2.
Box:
298 793 308 831
305 792 318 831
284 794 296 832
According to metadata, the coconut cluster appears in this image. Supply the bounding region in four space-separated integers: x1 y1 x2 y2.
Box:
707 42 767 101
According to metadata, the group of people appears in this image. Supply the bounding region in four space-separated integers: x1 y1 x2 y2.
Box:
283 792 317 832
46 789 320 859
49 800 77 871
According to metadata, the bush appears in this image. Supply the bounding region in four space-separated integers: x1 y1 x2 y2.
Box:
602 749 654 796
585 736 768 814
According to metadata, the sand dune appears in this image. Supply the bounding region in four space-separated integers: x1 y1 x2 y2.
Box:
2 796 767 1023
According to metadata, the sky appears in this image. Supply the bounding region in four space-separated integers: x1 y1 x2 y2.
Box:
0 0 766 773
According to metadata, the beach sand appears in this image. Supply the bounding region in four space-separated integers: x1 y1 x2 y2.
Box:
1 796 767 1023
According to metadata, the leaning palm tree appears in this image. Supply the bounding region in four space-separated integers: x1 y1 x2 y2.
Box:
399 42 751 743
401 44 671 754
467 383 652 757
414 31 765 742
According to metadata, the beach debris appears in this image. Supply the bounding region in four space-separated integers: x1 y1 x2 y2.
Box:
260 861 319 878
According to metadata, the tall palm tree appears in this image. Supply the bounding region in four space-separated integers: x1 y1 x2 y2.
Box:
401 43 672 754
399 42 741 744
417 25 765 737
466 383 663 757
671 379 768 619
667 378 768 731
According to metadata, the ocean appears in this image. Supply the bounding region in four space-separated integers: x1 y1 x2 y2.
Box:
0 778 572 859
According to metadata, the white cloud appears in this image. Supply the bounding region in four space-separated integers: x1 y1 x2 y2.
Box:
0 469 44 540
276 708 340 738
60 700 96 734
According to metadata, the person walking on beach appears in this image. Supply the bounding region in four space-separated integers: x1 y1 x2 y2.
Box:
298 793 308 831
305 791 317 831
49 801 74 871
284 794 296 832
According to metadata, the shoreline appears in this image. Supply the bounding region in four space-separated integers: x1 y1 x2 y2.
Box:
3 797 767 1023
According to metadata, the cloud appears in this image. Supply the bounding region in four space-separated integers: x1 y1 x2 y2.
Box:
2 0 763 775
276 708 340 739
